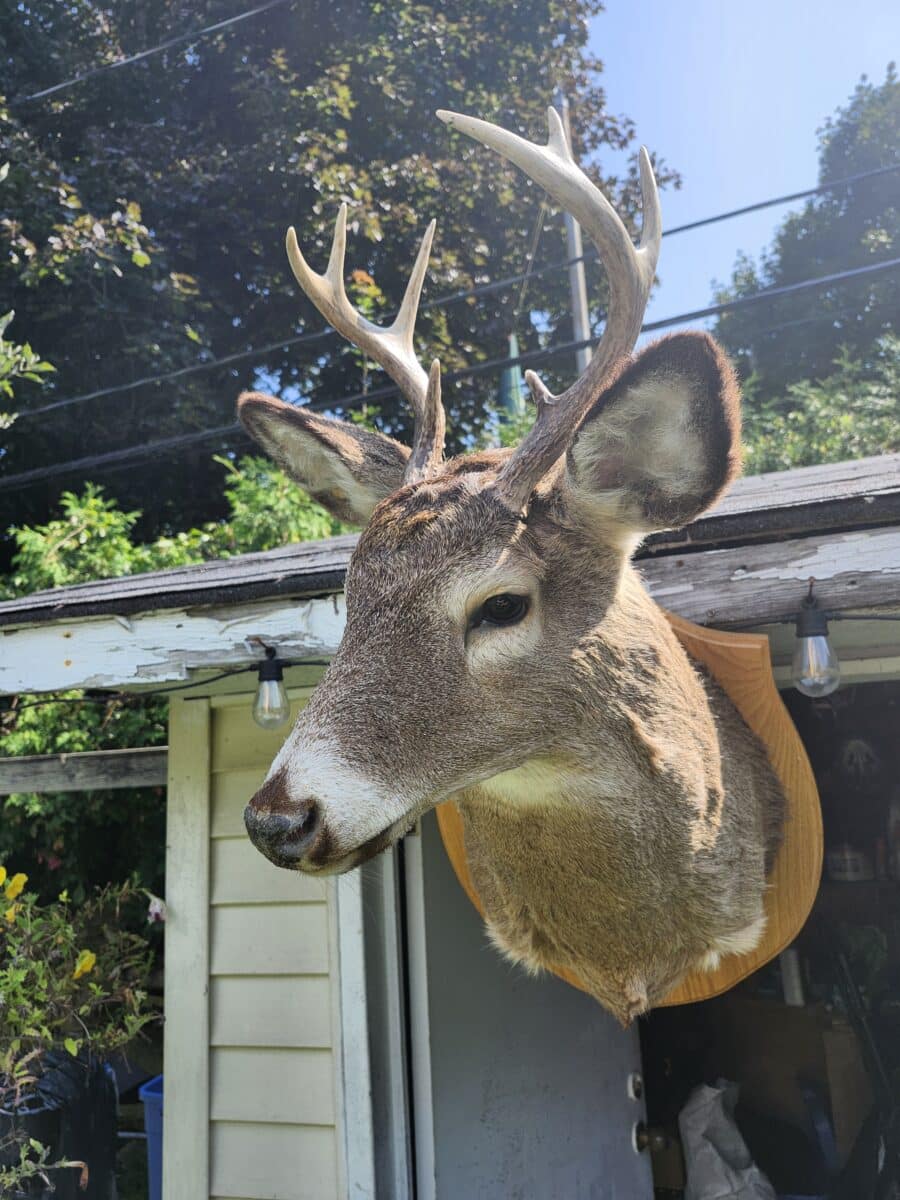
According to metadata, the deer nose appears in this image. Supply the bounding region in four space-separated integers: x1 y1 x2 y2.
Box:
244 799 321 864
244 770 322 867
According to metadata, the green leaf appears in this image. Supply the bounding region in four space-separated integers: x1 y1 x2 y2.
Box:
131 250 151 268
64 1037 79 1056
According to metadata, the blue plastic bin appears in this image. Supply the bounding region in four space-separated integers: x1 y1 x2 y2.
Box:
138 1074 163 1200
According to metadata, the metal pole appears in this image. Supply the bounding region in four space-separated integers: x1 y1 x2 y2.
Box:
554 86 592 372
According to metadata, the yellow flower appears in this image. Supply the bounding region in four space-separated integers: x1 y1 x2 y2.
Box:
4 904 19 923
73 949 97 980
4 873 27 901
0 866 6 887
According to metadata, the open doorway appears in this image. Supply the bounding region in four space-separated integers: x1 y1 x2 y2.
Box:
640 679 900 1197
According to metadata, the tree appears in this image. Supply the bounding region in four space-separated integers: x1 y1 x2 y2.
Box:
714 64 899 398
0 0 677 548
0 307 53 429
742 336 900 474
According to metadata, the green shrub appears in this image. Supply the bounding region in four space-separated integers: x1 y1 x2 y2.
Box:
0 874 157 1193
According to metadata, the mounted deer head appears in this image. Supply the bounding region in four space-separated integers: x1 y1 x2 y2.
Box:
238 108 785 1025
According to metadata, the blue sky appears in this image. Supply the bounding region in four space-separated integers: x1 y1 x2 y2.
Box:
587 0 898 330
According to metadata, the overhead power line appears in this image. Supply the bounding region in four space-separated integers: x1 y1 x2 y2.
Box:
12 0 294 104
2 254 896 495
18 160 900 422
657 162 900 238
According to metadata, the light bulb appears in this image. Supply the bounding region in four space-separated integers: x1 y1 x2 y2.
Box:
792 597 840 698
252 649 291 729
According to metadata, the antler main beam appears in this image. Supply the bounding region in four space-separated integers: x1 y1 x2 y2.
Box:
437 106 662 511
286 204 445 484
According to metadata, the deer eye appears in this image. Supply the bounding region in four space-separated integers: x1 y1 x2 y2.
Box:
473 594 529 628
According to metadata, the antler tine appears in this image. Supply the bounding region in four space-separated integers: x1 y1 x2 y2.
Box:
436 106 662 511
285 204 445 478
404 358 446 484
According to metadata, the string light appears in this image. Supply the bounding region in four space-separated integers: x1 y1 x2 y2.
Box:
792 581 841 698
252 646 291 730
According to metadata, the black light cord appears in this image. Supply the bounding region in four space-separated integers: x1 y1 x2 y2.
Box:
724 612 900 631
828 613 900 623
1 659 331 713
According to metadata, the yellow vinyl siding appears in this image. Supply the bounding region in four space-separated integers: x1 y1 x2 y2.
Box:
210 1048 336 1124
211 767 268 837
211 836 326 904
210 903 330 975
210 976 332 1049
210 1123 338 1200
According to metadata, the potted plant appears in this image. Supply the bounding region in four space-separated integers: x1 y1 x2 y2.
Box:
0 870 158 1197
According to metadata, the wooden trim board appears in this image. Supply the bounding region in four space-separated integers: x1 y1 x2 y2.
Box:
330 873 377 1199
163 697 211 1197
436 612 823 1008
0 746 167 795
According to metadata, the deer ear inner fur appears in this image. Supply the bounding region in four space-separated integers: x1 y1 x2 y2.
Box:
565 331 742 536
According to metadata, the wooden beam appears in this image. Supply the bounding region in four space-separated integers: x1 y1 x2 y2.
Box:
0 594 346 693
0 746 168 795
0 526 896 696
640 526 900 627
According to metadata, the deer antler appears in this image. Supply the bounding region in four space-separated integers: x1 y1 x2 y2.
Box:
436 106 661 511
286 203 445 484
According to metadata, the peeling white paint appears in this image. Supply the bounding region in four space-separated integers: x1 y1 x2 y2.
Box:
640 579 696 599
0 595 347 694
728 531 900 583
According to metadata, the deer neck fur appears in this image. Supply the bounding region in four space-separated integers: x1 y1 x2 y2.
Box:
453 567 783 1025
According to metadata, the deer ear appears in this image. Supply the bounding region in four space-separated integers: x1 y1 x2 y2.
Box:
565 332 741 537
238 392 410 525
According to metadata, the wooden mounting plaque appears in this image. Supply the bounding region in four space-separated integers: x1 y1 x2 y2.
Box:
436 611 823 1008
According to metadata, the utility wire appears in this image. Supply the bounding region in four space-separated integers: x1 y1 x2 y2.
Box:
656 163 900 238
2 254 896 494
11 0 295 104
17 161 900 422
513 201 547 320
23 328 339 419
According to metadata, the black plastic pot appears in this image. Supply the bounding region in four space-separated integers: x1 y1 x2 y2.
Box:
0 1054 118 1199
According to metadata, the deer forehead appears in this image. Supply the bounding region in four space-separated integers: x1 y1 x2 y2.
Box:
347 475 545 606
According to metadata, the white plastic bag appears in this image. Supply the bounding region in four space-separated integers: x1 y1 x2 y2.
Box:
678 1080 777 1200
